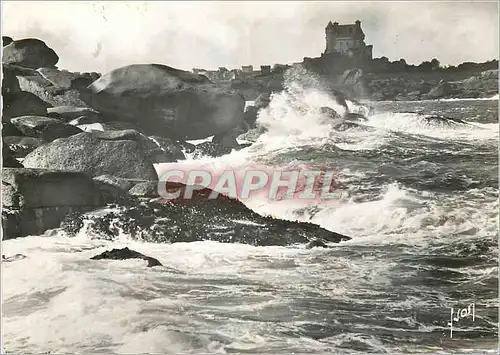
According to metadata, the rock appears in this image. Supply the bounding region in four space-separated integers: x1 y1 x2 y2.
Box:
89 129 143 141
254 92 272 110
128 181 158 198
421 114 468 126
2 63 36 94
345 112 368 121
68 181 351 246
10 116 83 142
2 36 13 46
92 175 135 204
3 144 23 168
192 141 233 158
69 116 101 126
319 106 342 120
3 136 45 158
306 239 329 249
2 91 51 120
425 81 456 99
16 74 91 107
85 64 245 140
93 174 135 191
22 132 158 181
46 106 101 122
2 168 103 239
2 254 27 262
90 247 162 267
212 125 247 149
76 121 139 132
243 106 259 127
88 129 185 163
37 68 73 89
2 121 24 136
146 136 186 162
2 38 59 69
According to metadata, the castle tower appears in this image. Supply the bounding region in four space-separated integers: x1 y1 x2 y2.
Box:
324 20 372 60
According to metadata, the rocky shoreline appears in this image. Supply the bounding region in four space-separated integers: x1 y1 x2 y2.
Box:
2 36 352 247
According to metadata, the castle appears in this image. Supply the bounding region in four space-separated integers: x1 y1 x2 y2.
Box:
323 20 372 61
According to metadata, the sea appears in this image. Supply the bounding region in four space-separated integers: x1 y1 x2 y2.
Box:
2 69 498 354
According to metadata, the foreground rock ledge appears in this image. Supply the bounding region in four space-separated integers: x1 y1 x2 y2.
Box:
2 168 103 239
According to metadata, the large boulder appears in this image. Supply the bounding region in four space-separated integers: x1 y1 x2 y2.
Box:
85 64 245 140
2 91 51 120
10 116 83 142
2 38 59 69
2 168 103 238
2 36 13 46
22 132 158 181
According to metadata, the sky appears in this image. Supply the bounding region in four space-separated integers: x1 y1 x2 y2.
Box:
2 1 499 73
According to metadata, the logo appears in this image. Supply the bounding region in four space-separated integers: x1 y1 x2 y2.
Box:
448 303 475 338
155 163 347 203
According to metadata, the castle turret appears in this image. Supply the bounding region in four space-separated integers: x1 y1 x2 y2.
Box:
324 20 371 60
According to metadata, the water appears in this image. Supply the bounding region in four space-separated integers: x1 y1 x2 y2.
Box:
2 69 498 353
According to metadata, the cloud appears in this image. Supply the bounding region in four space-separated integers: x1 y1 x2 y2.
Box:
2 1 498 73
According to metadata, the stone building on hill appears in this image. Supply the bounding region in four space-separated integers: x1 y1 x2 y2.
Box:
323 20 373 61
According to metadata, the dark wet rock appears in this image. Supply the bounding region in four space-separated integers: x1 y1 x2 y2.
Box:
319 106 342 120
2 168 103 239
2 36 13 46
345 112 368 121
3 91 52 120
333 121 364 131
22 132 158 181
2 254 27 262
306 239 329 249
10 116 83 142
67 182 351 246
2 38 59 69
90 247 162 267
3 144 23 168
3 136 45 158
85 64 245 140
421 114 468 126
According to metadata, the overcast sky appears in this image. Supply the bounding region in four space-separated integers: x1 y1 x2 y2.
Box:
2 1 498 73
